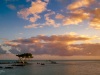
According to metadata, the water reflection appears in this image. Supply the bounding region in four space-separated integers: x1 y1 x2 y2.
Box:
1 61 100 75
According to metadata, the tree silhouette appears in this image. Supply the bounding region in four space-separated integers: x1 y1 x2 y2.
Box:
16 53 33 64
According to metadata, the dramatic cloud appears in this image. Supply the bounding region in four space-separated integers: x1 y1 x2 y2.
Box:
7 4 16 10
3 34 99 56
4 41 100 56
5 34 92 45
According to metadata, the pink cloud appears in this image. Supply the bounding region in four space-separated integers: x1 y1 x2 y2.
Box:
55 13 64 19
44 11 60 27
4 34 99 56
62 0 100 29
18 0 48 23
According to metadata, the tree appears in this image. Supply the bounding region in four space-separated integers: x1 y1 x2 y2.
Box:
16 53 33 64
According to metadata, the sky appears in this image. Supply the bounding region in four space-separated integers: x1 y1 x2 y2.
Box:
0 0 100 60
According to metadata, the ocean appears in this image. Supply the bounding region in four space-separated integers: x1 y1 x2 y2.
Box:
0 60 100 75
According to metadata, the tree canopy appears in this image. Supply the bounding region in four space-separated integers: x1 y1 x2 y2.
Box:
16 53 33 58
16 53 33 64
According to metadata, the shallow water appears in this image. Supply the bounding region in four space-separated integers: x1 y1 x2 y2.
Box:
0 60 100 75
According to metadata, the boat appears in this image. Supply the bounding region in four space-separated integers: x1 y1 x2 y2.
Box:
49 60 57 64
41 63 45 65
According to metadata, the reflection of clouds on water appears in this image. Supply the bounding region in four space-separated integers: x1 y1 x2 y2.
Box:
0 70 5 74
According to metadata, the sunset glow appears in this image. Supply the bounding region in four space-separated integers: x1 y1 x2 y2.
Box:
0 0 100 60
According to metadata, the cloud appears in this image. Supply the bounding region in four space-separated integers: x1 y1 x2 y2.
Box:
29 0 47 14
5 34 92 45
44 11 60 27
17 0 99 29
63 9 90 25
75 43 100 56
7 4 16 10
5 42 100 56
18 0 60 28
24 11 61 28
0 45 7 54
24 23 45 28
3 34 99 56
90 18 100 29
18 0 48 23
62 0 100 29
29 14 41 23
67 0 95 10
90 8 100 29
24 24 39 28
55 13 64 19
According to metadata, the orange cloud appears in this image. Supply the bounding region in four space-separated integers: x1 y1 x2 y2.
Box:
63 9 90 25
67 0 95 10
24 24 39 28
4 41 20 46
62 0 100 30
18 0 48 22
29 14 41 23
67 45 83 51
5 34 92 46
55 13 64 19
29 0 47 14
44 11 60 27
17 0 100 29
90 18 100 29
90 8 100 29
24 23 45 28
2 34 100 56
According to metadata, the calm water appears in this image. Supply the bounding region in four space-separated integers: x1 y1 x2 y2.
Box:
0 60 100 75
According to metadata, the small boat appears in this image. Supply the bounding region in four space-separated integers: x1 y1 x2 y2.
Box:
41 63 45 65
37 62 40 64
49 60 57 64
